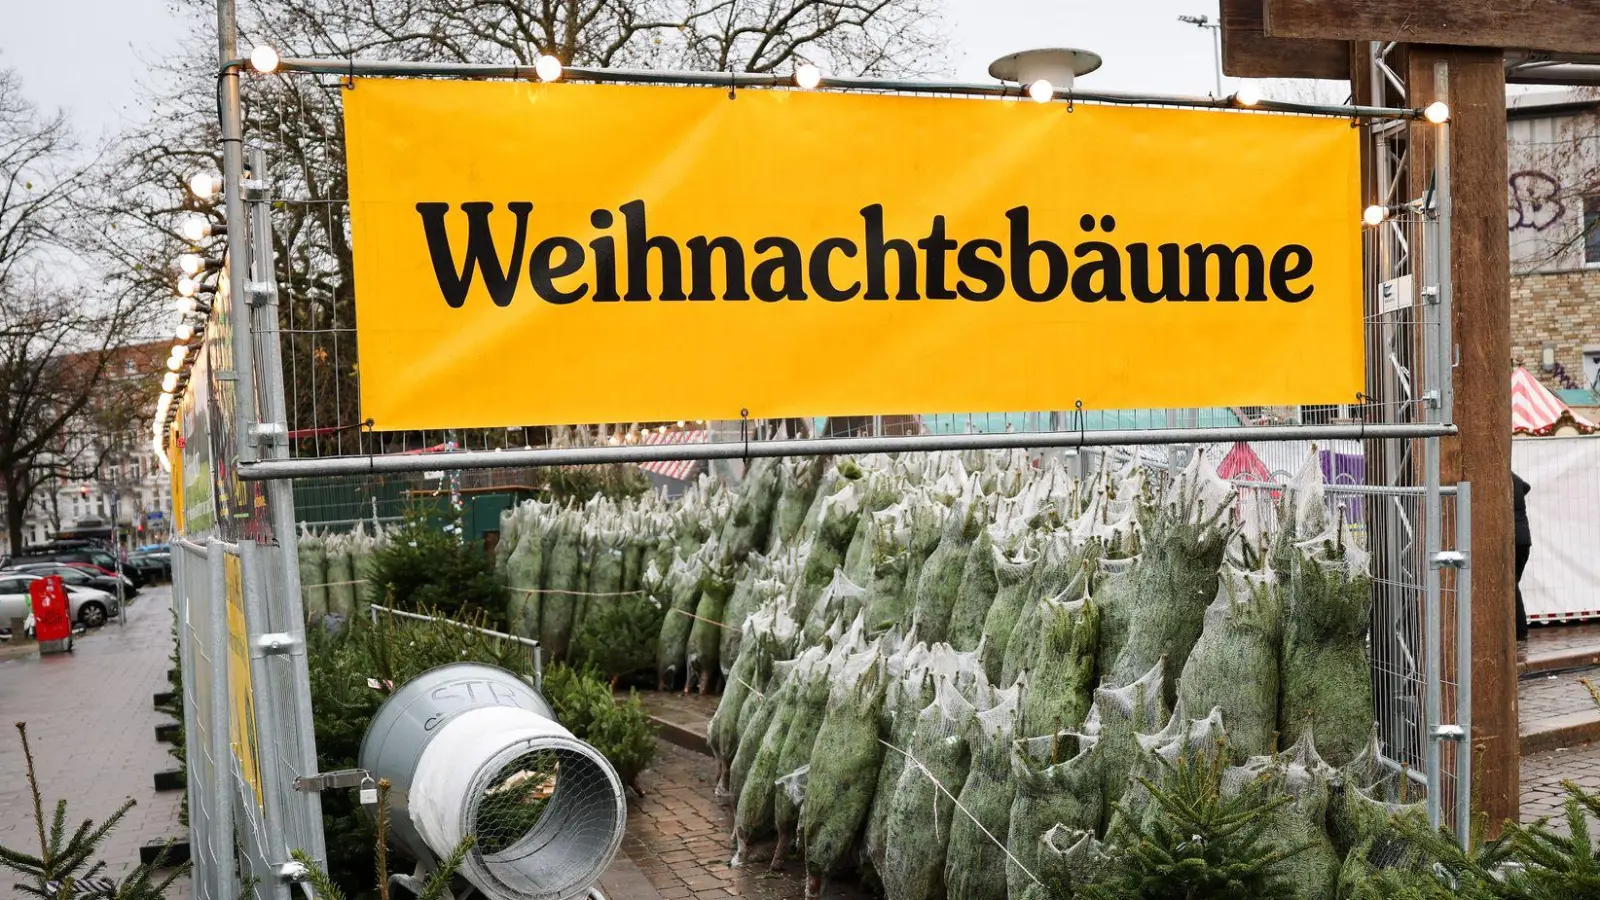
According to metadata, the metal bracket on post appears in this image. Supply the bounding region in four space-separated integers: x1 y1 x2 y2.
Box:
1431 550 1470 569
293 769 371 793
1432 724 1467 742
1422 389 1441 409
246 280 275 307
254 632 302 656
251 420 288 449
1422 284 1440 304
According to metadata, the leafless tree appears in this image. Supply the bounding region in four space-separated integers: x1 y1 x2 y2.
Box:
0 70 157 552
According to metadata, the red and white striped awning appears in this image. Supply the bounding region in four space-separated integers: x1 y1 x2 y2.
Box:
638 429 709 481
1513 366 1596 436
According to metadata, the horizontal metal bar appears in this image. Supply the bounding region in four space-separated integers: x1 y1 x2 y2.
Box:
173 537 210 558
262 57 1422 120
1375 752 1432 790
237 422 1457 481
1231 482 1459 497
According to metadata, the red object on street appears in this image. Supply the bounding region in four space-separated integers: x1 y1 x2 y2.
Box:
30 575 72 644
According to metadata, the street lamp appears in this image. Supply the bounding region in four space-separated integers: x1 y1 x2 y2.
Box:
1179 14 1223 98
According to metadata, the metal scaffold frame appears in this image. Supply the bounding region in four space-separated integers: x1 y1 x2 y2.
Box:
166 8 1473 896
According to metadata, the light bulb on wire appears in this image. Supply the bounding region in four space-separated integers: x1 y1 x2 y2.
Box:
1423 101 1450 124
1028 80 1055 103
175 322 195 341
161 372 179 393
179 215 212 242
178 253 206 276
1235 84 1262 107
177 277 200 298
1363 205 1388 226
534 55 562 82
188 173 221 200
249 45 280 74
795 64 823 90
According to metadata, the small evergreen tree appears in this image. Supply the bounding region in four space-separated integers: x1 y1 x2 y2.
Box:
1075 745 1311 900
0 723 190 899
367 522 509 626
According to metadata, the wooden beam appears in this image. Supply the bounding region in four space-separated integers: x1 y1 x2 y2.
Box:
1407 47 1519 834
1266 0 1600 56
1221 0 1351 79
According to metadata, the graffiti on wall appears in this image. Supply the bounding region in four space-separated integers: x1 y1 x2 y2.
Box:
1509 170 1566 232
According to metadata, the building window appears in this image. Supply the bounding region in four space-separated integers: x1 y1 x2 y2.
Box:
1585 195 1600 265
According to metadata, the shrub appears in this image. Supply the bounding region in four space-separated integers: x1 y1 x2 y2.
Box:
367 522 509 627
542 663 659 791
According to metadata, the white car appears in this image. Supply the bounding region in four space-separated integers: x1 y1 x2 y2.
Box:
0 572 120 630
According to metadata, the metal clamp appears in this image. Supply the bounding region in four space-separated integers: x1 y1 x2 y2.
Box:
294 768 372 793
1432 724 1467 742
1431 550 1469 569
246 280 277 307
243 178 270 200
255 632 301 655
251 421 289 448
1422 389 1441 409
1422 284 1440 304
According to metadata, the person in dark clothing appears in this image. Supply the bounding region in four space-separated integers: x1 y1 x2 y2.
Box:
1514 471 1532 642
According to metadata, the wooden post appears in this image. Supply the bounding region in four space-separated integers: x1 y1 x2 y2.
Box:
1408 47 1519 831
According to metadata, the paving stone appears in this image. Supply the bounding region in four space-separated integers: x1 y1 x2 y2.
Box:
0 586 188 894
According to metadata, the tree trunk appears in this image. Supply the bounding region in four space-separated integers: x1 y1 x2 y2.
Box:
4 473 28 556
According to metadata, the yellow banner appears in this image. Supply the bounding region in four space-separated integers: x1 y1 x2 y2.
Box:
344 80 1362 429
225 553 263 808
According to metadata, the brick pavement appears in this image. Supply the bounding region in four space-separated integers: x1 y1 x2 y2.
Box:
1527 622 1600 658
1519 665 1600 727
621 741 873 900
0 586 186 884
1521 742 1600 836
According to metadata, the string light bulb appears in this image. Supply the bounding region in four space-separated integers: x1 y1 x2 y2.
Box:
1028 80 1054 103
795 63 823 90
175 296 199 315
1363 204 1388 226
1423 101 1450 124
161 372 179 392
1235 84 1262 107
249 45 280 74
180 215 212 242
175 322 195 341
177 277 201 298
188 173 221 200
534 54 562 82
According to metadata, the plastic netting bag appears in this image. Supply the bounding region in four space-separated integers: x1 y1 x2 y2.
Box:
770 649 839 868
710 631 774 792
1091 555 1139 683
946 514 998 652
494 504 520 574
911 485 986 645
978 538 1040 684
1017 826 1109 900
1176 564 1283 759
1327 728 1429 863
1018 594 1100 736
771 456 830 552
732 650 821 864
1109 703 1229 839
729 655 802 810
541 510 584 661
795 483 864 622
944 683 1023 900
325 534 355 617
802 654 889 880
687 561 735 694
721 457 783 566
1084 659 1168 831
864 666 936 875
1006 731 1101 899
899 495 950 618
802 569 868 648
655 555 703 690
881 676 976 900
1109 458 1233 702
298 527 327 618
1280 520 1373 766
349 528 379 618
1221 733 1341 900
720 564 777 673
860 520 913 637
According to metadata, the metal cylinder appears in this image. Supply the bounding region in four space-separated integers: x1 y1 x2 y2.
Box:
359 663 627 900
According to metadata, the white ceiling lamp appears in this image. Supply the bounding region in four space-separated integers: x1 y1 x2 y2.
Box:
988 47 1103 103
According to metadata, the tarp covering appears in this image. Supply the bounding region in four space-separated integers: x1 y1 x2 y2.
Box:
1512 435 1600 623
1513 366 1596 436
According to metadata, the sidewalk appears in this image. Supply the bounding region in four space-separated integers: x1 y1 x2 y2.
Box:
0 586 186 880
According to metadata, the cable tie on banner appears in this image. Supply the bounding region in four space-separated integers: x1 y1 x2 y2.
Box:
728 68 737 100
741 408 751 464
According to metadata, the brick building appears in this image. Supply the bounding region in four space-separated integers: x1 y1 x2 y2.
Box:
1508 90 1600 413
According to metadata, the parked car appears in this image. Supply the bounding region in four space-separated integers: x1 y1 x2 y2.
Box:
127 550 172 583
0 572 120 629
1 546 147 589
10 563 137 599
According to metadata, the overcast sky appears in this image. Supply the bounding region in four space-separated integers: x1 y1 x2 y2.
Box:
1 0 1253 138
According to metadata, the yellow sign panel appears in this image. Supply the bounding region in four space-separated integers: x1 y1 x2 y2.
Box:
344 80 1363 430
224 553 263 807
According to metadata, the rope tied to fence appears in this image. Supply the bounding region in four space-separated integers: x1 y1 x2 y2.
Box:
667 607 734 630
876 738 1042 888
507 586 647 599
